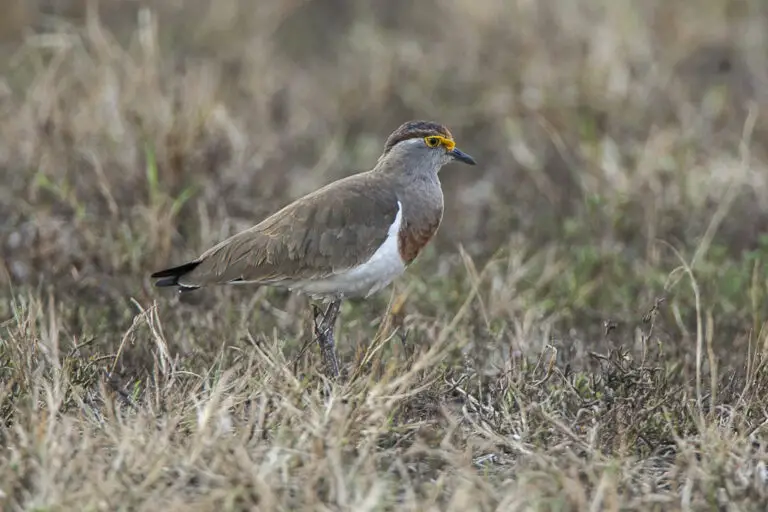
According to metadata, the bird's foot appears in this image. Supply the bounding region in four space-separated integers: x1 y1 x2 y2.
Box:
312 300 342 379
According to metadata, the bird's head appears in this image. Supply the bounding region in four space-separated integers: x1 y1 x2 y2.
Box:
376 120 476 175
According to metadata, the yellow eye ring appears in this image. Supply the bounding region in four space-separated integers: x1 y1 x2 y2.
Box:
425 136 441 148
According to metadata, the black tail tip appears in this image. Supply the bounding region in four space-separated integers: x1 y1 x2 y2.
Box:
150 260 201 290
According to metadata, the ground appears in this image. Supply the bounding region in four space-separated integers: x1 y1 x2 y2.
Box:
2 1 768 510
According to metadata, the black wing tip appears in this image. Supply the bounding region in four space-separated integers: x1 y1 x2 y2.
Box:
150 260 202 289
150 260 200 279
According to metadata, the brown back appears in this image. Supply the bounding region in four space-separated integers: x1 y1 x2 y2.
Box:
181 172 401 287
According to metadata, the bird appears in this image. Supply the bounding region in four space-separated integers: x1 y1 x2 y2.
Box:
150 120 477 378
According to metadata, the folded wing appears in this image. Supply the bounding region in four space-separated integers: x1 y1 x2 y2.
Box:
153 173 400 290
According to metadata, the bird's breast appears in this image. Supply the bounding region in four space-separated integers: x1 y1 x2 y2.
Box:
396 187 444 265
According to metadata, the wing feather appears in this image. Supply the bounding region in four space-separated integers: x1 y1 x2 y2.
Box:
179 172 400 288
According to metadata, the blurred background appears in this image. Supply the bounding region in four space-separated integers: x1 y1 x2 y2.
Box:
2 0 768 365
7 4 768 507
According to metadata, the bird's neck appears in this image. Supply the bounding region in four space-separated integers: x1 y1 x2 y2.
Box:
373 153 441 183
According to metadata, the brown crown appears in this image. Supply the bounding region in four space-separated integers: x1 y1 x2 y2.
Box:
383 121 453 154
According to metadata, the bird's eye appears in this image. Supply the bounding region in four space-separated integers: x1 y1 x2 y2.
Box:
425 136 441 148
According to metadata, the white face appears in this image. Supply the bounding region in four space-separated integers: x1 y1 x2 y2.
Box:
389 137 455 173
378 132 475 176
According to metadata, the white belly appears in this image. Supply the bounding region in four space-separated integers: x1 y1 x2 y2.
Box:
283 201 406 299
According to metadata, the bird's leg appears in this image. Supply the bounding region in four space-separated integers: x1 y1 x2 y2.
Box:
312 300 342 378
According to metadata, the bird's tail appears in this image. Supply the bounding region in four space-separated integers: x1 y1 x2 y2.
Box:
150 260 202 291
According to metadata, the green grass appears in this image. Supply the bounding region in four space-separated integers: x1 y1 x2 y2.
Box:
2 0 768 510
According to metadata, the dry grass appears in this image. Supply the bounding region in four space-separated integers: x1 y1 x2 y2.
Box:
3 0 768 510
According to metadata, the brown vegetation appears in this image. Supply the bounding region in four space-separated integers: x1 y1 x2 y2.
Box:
3 0 768 509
